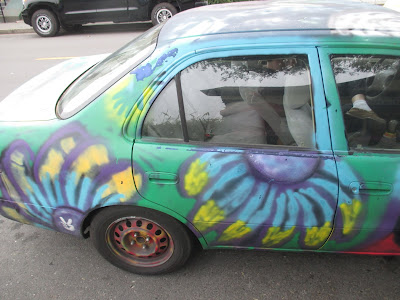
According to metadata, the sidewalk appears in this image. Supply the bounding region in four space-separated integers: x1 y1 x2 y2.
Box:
0 20 33 34
0 20 153 35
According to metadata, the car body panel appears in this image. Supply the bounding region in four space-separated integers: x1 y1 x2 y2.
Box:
2 0 400 256
0 44 183 237
318 47 400 254
131 46 339 250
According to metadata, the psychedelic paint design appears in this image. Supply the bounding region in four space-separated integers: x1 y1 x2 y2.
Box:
180 152 338 249
1 0 400 262
0 123 144 236
132 142 400 253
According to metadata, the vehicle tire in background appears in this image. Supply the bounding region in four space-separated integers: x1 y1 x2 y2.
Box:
32 9 60 37
91 206 193 275
151 2 178 25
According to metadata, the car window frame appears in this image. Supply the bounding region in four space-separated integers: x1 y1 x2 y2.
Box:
318 47 400 155
134 47 332 152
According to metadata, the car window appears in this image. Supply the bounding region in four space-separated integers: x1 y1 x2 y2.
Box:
331 55 400 151
57 23 164 119
142 55 315 148
142 79 182 139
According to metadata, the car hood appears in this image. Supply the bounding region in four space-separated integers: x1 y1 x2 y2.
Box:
0 54 108 122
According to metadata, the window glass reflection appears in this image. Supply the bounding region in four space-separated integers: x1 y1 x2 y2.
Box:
331 55 400 150
180 55 315 147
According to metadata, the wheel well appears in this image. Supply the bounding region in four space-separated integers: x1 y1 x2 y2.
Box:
81 205 203 249
26 4 59 25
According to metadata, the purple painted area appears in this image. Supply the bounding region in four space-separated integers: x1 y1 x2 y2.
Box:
132 63 153 81
154 48 178 68
245 153 320 184
53 207 85 237
131 48 178 81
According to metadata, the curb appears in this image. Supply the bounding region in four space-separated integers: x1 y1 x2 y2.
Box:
0 21 152 35
0 28 34 34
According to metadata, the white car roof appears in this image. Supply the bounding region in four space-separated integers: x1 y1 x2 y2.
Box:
158 0 400 42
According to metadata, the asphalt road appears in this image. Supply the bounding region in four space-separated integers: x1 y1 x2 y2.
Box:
0 25 399 300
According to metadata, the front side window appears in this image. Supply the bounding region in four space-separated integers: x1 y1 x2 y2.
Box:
143 55 315 148
331 55 400 151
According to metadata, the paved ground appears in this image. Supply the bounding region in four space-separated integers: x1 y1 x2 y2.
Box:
0 20 33 34
1 216 400 300
0 20 34 34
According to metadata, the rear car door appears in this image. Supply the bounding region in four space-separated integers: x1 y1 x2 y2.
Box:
131 48 339 250
319 48 400 254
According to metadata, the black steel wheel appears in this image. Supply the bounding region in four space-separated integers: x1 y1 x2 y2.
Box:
91 206 193 275
31 9 60 37
151 3 178 25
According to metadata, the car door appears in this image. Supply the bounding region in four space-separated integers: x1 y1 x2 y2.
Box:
131 48 339 250
126 0 148 20
318 47 400 254
96 0 129 22
62 0 99 23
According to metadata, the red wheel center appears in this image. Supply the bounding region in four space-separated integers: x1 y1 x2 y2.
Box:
108 217 172 264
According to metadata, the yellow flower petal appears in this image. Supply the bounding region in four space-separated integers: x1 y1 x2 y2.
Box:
184 159 209 196
218 220 252 242
304 221 332 247
340 199 362 235
262 226 295 247
193 200 225 232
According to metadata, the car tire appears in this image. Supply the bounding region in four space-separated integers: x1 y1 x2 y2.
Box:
91 206 193 275
151 3 178 26
32 9 60 37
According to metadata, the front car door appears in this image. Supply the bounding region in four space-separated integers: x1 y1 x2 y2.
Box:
62 0 99 23
131 48 339 250
62 0 128 23
319 47 400 254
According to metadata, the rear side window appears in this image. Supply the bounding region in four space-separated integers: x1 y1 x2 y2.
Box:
142 79 182 139
142 55 315 148
331 55 400 151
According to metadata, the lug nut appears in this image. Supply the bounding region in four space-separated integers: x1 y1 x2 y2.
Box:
142 245 147 250
134 232 138 237
130 240 135 245
145 237 151 243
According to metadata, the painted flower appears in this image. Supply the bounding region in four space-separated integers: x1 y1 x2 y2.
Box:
0 123 144 236
180 150 357 249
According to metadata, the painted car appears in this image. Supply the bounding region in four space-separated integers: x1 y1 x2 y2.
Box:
1 0 400 275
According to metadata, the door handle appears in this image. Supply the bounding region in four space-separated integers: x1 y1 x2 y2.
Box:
147 172 178 184
349 182 392 195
